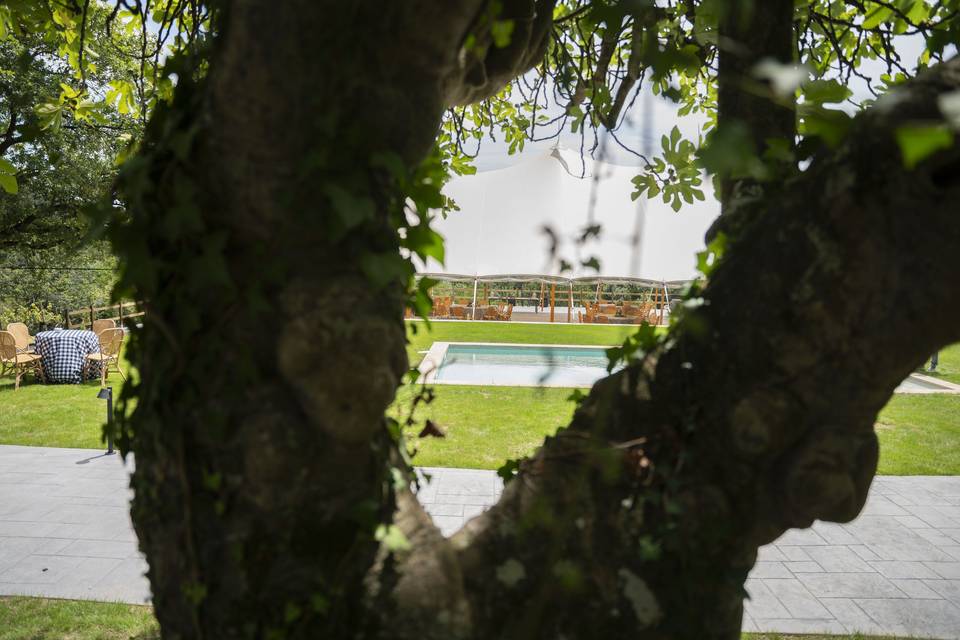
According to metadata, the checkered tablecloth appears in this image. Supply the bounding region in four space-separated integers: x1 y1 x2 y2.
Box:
34 330 101 384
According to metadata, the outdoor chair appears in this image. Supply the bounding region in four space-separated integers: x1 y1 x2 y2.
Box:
498 304 514 321
482 305 500 320
92 318 117 335
84 328 126 387
450 306 468 319
599 303 618 316
0 330 44 390
6 322 34 352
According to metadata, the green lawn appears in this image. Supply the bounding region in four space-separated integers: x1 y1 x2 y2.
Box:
875 395 960 475
923 341 960 385
0 348 132 449
0 598 924 640
0 597 158 640
1 322 957 475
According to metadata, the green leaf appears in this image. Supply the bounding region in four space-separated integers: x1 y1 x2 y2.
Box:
802 79 851 105
0 172 17 194
491 19 515 48
800 107 853 148
862 5 893 29
324 183 374 229
374 524 411 552
0 157 15 174
895 124 954 169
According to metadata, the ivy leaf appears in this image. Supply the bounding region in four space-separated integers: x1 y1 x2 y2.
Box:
374 524 411 552
491 19 515 48
497 458 521 483
324 183 374 229
895 124 954 169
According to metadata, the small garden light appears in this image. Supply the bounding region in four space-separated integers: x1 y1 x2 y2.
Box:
96 386 115 455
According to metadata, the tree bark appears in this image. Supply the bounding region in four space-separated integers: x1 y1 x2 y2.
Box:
117 1 960 638
715 0 796 213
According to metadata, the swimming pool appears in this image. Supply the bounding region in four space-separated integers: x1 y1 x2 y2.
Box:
420 342 617 387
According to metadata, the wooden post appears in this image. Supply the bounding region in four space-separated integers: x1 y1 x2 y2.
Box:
118 302 124 329
89 304 95 330
549 283 556 323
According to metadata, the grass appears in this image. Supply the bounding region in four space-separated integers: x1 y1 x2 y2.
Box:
0 598 926 640
744 636 921 640
0 597 158 640
921 341 960 385
876 395 960 475
392 384 576 469
1 322 957 475
0 348 132 449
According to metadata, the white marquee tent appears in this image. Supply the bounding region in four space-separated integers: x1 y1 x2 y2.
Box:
416 146 720 283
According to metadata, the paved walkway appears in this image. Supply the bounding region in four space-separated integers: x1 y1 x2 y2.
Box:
2 446 959 638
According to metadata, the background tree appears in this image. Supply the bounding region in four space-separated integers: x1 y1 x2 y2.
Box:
5 1 960 638
0 1 159 326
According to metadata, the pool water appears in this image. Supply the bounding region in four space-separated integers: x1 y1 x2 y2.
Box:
434 344 616 387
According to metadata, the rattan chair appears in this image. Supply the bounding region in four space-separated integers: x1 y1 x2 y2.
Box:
0 330 43 389
92 318 117 335
5 322 33 352
84 328 126 387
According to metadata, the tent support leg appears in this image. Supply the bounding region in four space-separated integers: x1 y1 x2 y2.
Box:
550 284 556 323
471 279 478 320
661 282 671 326
567 284 573 323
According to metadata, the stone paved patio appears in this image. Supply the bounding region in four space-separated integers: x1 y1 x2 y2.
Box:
2 445 960 638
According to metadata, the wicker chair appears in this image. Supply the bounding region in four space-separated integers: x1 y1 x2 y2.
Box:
0 330 43 390
92 318 117 335
84 328 126 387
5 322 33 352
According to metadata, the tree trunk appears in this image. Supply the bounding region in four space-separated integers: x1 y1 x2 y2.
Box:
114 1 960 638
117 1 552 638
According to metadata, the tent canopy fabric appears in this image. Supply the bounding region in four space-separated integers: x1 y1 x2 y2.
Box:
416 146 719 282
417 272 690 289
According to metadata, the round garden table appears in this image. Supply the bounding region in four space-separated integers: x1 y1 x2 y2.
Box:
33 329 101 384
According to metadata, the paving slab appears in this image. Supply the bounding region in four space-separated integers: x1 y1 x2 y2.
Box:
2 446 960 638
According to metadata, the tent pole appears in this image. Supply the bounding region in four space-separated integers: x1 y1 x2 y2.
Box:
471 278 478 320
539 282 545 312
567 283 573 323
550 284 556 323
661 282 671 326
595 281 602 303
